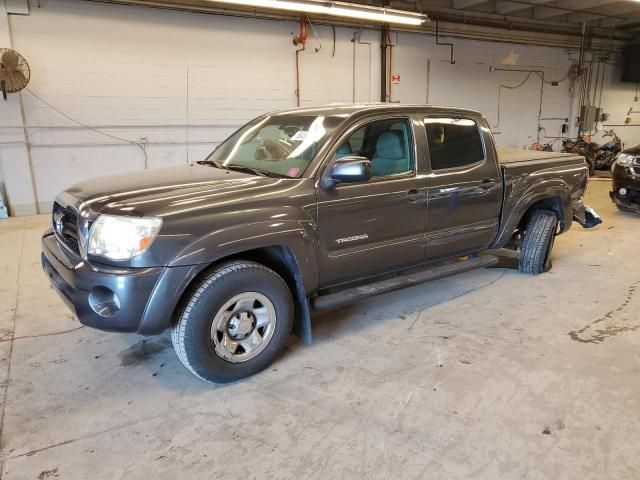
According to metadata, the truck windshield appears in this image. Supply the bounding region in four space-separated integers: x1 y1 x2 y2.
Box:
204 114 345 178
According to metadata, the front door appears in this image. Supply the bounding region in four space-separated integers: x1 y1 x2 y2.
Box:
315 116 428 286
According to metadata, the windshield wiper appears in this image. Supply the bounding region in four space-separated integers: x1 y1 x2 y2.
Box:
197 160 287 178
197 159 226 169
224 165 288 178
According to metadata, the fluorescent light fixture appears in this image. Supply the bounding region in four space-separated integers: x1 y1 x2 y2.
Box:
207 0 426 25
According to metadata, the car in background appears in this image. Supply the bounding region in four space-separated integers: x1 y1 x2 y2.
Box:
611 144 640 213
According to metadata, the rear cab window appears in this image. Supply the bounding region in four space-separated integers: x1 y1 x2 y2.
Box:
425 117 485 171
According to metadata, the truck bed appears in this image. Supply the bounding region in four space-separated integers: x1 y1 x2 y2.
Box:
493 147 590 248
498 148 585 166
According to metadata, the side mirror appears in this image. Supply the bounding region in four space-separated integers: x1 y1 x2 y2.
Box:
321 156 371 189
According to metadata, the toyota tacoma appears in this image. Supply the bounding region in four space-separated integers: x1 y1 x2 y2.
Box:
42 104 601 383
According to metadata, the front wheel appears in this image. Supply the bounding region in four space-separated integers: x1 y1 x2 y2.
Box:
518 210 558 275
171 261 294 383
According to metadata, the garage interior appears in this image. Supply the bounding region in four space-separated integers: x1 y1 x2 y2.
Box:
1 0 640 478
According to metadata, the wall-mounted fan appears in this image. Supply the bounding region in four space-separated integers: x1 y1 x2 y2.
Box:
0 48 31 100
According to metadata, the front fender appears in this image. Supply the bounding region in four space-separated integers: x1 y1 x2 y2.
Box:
168 220 319 293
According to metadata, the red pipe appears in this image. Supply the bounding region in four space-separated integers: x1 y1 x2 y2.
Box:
293 16 307 107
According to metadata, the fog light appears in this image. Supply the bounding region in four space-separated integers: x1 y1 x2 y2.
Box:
89 287 120 317
619 187 628 196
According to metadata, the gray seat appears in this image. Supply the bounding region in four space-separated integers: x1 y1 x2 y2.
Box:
371 131 409 177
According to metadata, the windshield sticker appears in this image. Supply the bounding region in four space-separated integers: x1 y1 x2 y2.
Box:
287 167 300 177
291 131 308 141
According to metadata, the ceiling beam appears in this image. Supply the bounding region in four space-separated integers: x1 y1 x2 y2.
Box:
451 0 489 9
534 6 566 19
534 0 626 21
553 0 620 9
494 0 554 15
598 11 640 28
564 11 604 23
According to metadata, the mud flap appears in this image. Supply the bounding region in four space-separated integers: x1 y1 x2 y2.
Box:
573 199 602 228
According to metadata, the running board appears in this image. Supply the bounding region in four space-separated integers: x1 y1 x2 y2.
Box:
311 255 499 311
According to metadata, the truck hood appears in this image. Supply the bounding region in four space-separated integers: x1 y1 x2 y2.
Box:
65 164 293 217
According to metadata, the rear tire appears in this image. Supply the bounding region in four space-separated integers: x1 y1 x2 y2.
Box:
171 261 294 383
518 210 558 275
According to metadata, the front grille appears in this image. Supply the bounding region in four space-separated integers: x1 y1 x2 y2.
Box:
52 202 80 255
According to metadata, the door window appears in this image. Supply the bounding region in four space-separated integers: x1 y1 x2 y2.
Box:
425 118 485 171
336 118 414 178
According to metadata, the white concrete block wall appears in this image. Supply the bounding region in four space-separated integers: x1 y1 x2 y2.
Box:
1 0 638 214
597 63 640 147
389 32 578 149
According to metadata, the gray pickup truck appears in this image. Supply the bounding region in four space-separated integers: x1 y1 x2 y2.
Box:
42 104 600 383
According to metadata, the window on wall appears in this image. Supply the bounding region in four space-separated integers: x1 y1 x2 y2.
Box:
425 118 485 171
336 118 414 178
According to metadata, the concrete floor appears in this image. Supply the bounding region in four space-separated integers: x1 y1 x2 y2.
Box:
0 179 639 479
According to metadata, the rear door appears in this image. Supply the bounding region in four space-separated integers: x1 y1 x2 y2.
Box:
422 115 503 260
315 114 428 286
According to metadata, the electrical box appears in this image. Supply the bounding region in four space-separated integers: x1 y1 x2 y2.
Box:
579 106 598 132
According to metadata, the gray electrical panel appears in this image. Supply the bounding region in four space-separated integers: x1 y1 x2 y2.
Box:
579 106 598 132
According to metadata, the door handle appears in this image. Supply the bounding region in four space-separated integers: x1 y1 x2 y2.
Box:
407 189 426 203
481 178 497 187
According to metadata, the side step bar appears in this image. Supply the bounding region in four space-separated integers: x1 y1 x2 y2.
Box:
311 254 499 311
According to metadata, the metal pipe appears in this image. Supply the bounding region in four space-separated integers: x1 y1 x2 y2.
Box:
387 29 394 102
578 22 586 74
380 24 387 102
492 67 545 144
425 58 431 104
435 17 455 65
293 15 307 107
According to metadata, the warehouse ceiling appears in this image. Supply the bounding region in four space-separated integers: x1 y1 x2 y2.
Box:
404 0 640 36
95 0 640 47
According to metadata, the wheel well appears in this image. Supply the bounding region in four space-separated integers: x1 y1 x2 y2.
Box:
173 246 313 343
519 197 565 231
226 246 302 292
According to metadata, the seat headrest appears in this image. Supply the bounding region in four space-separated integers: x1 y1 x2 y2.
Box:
375 131 404 159
336 142 352 156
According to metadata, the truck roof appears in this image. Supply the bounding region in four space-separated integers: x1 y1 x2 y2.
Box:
268 103 484 118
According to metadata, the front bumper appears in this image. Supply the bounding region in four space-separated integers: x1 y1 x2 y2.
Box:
41 232 201 335
610 166 640 213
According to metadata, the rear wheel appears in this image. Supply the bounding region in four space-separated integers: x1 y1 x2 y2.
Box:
171 261 294 383
518 210 558 275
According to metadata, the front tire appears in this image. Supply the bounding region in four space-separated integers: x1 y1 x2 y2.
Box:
171 261 294 383
518 210 558 275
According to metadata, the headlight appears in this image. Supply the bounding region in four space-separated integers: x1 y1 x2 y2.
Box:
616 153 636 167
88 215 162 260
